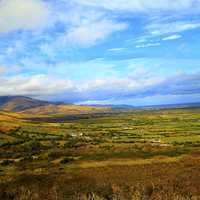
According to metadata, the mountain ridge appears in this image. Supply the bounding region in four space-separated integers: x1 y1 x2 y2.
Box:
0 96 51 112
0 95 199 114
0 96 112 114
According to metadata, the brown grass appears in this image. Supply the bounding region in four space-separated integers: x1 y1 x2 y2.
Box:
0 154 200 200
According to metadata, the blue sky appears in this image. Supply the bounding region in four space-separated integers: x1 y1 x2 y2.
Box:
0 0 200 105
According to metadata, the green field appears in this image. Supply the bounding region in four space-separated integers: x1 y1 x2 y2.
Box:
0 108 200 199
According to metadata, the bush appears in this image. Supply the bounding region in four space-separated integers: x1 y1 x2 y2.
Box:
60 157 74 164
64 137 85 148
20 156 33 162
1 160 14 166
22 140 42 155
47 149 71 160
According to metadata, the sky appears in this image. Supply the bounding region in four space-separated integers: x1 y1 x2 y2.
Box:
0 0 200 106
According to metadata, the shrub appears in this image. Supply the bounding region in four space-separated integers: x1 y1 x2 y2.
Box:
20 156 33 162
64 137 85 148
22 140 42 155
60 157 74 164
1 160 14 166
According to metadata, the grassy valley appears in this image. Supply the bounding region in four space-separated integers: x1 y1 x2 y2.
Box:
0 106 200 199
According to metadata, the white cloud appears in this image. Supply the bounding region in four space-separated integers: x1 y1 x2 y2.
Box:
77 73 200 102
0 71 163 99
63 20 128 46
108 48 125 52
74 0 200 12
78 76 164 100
134 38 148 44
162 34 182 41
0 72 200 105
38 19 128 52
0 74 75 97
147 21 200 36
136 42 160 48
0 0 50 33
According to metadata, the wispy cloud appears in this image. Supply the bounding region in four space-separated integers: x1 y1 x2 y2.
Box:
64 20 128 47
147 21 200 36
74 0 200 12
162 34 182 41
107 48 125 52
136 42 160 48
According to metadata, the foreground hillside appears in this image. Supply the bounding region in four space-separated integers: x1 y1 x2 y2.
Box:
0 108 200 199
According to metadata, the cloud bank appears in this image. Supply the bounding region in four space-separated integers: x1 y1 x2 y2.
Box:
0 73 199 105
0 0 50 33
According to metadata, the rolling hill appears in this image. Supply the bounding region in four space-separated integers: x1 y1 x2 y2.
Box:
0 96 112 115
19 104 112 115
0 96 50 112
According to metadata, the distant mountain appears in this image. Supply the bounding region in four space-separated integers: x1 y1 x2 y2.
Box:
84 102 200 110
109 105 135 109
83 104 135 109
1 95 199 114
136 102 200 109
0 96 112 115
0 96 50 112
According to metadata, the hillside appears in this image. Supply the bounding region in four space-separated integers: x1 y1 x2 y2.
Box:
19 104 112 115
0 96 50 112
0 96 112 115
0 110 26 133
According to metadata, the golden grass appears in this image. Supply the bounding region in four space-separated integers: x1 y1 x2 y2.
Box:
19 104 111 115
63 155 183 169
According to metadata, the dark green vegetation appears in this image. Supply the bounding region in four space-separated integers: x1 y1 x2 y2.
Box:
0 108 200 199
